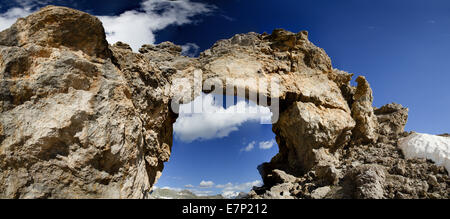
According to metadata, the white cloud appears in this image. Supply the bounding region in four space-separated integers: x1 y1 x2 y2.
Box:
156 180 263 198
223 180 262 192
173 94 272 143
98 0 215 51
153 185 214 197
215 182 232 189
13 0 51 8
222 191 240 199
181 43 200 57
241 141 256 152
189 189 213 196
0 0 214 52
259 139 276 150
218 180 262 198
159 186 182 191
199 180 214 188
220 14 235 22
0 0 63 31
241 140 277 152
0 7 32 31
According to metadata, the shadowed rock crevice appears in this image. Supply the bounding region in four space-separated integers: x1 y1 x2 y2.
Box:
89 149 123 176
0 6 447 199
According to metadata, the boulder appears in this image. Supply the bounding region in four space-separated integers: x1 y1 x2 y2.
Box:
310 186 331 199
374 103 409 136
344 164 387 199
0 5 111 59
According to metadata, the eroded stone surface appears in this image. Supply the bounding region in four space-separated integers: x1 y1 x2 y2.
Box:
0 6 111 59
0 6 173 198
374 103 409 137
351 76 378 144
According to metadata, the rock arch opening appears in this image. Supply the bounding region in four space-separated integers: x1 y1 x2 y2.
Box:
152 93 278 198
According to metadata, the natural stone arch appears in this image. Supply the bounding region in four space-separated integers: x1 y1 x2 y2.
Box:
0 6 382 198
163 29 368 180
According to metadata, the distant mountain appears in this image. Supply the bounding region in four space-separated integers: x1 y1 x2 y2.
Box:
221 191 249 199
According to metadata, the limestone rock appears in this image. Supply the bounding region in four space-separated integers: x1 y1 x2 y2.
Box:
0 5 111 59
113 42 132 51
193 29 352 113
257 168 298 186
439 133 450 138
0 6 173 198
351 76 379 143
272 101 355 173
344 164 387 199
374 103 409 136
139 42 182 56
259 183 297 199
310 186 331 199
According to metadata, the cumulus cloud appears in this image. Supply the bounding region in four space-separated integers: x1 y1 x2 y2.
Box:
215 182 232 189
0 7 32 31
219 180 262 198
189 189 213 196
199 180 214 188
241 141 256 152
181 43 200 57
223 180 262 192
160 186 182 191
259 139 276 150
13 0 51 8
241 140 276 152
156 180 263 198
0 0 63 31
98 0 215 51
222 191 240 199
0 0 214 52
173 94 272 143
154 185 213 196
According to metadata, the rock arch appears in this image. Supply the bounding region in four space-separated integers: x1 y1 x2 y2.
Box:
0 6 411 199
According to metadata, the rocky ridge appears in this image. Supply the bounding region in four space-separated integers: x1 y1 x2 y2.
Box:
0 6 447 199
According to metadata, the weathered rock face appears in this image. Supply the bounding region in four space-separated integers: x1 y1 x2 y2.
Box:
0 6 173 198
0 6 111 59
270 102 354 174
0 6 447 199
351 76 379 144
374 103 409 137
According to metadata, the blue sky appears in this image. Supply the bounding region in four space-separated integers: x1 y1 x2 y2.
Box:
162 93 276 197
1 0 449 196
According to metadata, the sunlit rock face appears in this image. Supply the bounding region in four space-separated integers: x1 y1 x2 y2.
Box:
0 6 111 59
0 6 174 198
0 6 447 199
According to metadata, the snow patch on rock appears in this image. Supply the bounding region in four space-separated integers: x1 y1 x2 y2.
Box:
399 133 450 175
